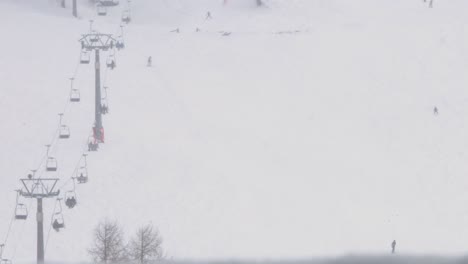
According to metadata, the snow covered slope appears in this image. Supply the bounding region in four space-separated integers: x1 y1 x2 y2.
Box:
2 0 468 263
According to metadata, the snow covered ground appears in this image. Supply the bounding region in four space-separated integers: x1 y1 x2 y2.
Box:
2 0 468 263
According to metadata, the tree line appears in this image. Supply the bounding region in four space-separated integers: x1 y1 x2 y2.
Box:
88 219 164 264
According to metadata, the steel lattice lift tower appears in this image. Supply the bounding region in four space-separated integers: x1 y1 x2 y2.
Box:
79 32 116 145
18 176 60 264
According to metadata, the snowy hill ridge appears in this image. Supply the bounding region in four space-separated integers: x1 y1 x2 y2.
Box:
24 256 468 264
2 0 468 263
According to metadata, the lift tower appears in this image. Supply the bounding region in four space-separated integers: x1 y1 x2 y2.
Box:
19 177 60 264
79 32 116 144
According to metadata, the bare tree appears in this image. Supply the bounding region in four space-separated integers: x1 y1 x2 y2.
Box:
88 219 127 264
128 224 164 264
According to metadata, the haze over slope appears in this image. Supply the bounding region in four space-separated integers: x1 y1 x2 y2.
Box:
1 0 468 263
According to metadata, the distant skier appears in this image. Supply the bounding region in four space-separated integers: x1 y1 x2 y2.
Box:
434 106 438 115
147 56 152 67
391 240 396 254
206 11 212 20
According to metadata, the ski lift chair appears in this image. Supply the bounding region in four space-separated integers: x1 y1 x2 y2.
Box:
88 141 99 152
59 125 71 139
90 32 99 43
46 157 58 172
116 40 124 50
76 167 89 184
106 56 116 69
0 259 12 264
52 214 65 231
80 51 90 64
65 192 77 209
70 89 81 102
15 203 28 220
122 11 131 23
99 0 119 6
97 5 107 16
101 102 109 115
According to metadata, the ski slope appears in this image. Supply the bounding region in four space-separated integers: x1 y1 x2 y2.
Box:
2 0 468 263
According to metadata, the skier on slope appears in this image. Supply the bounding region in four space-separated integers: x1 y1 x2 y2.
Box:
147 56 152 67
434 106 438 115
391 240 396 254
206 11 212 20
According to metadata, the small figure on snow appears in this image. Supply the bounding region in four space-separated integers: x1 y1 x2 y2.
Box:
170 28 180 33
434 106 439 116
147 56 152 67
206 11 212 20
391 240 396 254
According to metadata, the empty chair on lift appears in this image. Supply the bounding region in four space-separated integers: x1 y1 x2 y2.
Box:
70 89 80 102
15 203 28 220
80 51 90 64
52 214 65 232
97 5 107 16
65 192 77 209
46 157 58 172
59 125 71 139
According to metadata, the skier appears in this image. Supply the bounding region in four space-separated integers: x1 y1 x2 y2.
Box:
147 56 152 67
391 240 396 254
434 106 438 115
206 11 212 20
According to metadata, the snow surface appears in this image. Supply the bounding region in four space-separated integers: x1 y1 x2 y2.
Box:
1 0 468 263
